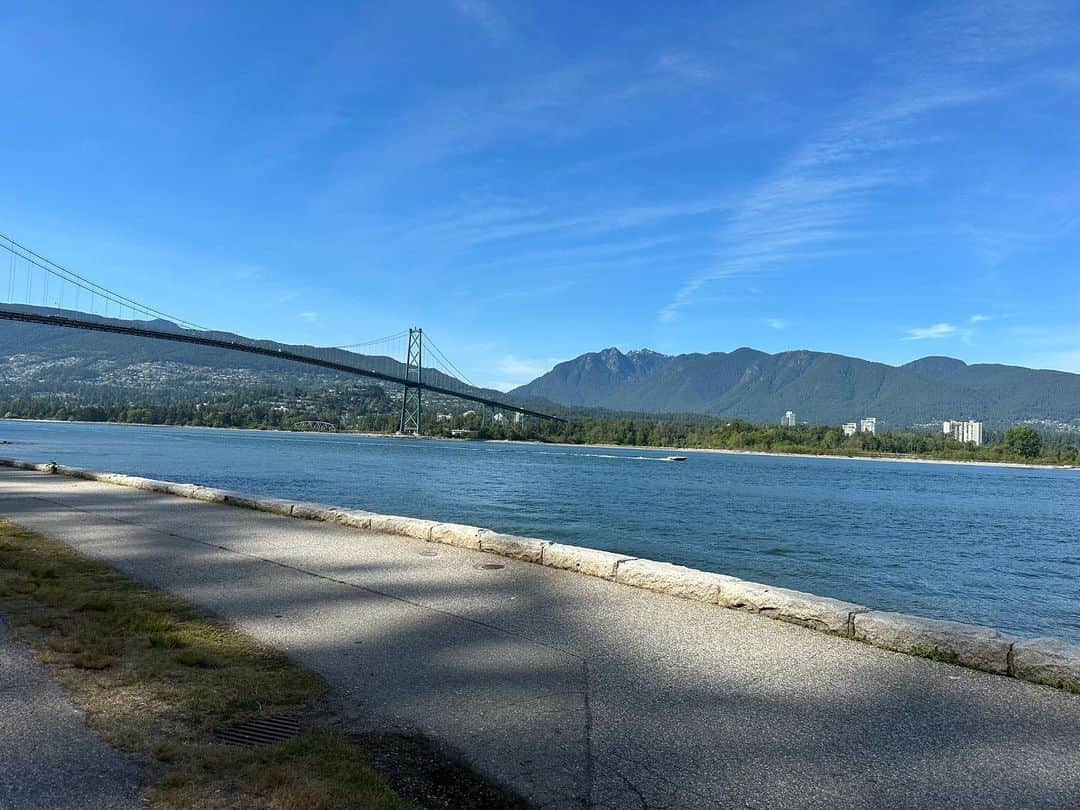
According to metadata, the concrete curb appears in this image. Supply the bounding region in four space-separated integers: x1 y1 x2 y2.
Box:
852 611 1017 675
2 456 1078 694
1012 637 1080 692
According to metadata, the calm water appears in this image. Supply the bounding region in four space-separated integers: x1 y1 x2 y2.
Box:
2 419 1078 643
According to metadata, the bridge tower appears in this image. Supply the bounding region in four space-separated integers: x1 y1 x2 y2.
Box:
398 327 423 435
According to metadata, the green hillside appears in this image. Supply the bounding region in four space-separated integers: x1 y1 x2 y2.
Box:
511 347 1080 428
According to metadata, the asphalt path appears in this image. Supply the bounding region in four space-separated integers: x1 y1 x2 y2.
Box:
1 467 1078 809
0 613 144 809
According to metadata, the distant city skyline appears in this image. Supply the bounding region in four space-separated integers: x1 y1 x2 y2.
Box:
2 1 1078 390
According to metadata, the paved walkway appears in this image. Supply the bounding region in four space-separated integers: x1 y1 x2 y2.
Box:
0 613 144 809
1 467 1078 809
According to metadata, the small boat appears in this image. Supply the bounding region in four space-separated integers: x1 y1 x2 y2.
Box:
663 455 687 462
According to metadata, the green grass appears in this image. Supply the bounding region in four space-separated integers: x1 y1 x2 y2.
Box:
0 519 412 809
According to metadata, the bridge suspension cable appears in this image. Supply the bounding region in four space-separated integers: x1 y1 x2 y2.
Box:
0 233 563 423
336 330 410 350
424 334 475 388
1 232 205 330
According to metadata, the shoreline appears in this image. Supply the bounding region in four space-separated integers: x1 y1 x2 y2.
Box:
2 455 1077 694
2 416 1075 471
488 438 1077 471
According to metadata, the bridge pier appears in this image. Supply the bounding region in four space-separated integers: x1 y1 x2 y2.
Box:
398 327 423 435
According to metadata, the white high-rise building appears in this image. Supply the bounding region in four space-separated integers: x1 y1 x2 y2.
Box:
842 422 858 437
781 410 796 426
943 420 983 446
860 417 877 435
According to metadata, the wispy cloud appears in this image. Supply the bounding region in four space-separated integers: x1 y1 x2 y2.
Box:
766 318 788 330
298 311 319 323
658 0 1071 324
274 290 299 305
466 279 581 307
453 0 510 42
364 41 737 174
969 313 991 323
658 145 924 322
469 198 730 246
904 322 957 340
652 52 716 83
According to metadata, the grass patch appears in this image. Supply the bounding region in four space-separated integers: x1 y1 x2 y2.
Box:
0 519 411 809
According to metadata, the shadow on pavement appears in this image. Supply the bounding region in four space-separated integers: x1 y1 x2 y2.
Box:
2 470 1079 809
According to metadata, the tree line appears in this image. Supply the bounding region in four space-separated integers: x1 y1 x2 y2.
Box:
474 417 1075 465
2 393 1076 465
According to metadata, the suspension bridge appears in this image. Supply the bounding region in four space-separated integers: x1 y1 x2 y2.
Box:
0 233 562 433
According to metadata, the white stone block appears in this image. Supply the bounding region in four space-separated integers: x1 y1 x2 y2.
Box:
615 559 738 604
367 514 437 541
188 486 232 504
334 509 373 529
1011 637 1080 693
161 483 200 498
226 493 295 517
478 532 549 563
125 477 176 493
89 472 132 486
853 610 1016 674
52 465 92 480
430 522 483 550
290 501 346 522
542 543 633 579
715 579 866 635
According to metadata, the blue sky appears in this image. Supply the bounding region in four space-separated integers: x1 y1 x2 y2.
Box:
2 1 1079 389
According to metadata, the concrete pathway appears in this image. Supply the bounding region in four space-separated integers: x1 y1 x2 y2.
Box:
1 467 1078 809
0 613 145 809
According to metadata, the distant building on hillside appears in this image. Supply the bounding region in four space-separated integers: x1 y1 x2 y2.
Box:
492 412 506 424
514 412 524 424
436 412 452 422
943 419 983 446
781 410 796 426
842 422 858 437
860 417 877 435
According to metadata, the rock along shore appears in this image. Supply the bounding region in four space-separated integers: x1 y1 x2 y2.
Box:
2 455 1077 694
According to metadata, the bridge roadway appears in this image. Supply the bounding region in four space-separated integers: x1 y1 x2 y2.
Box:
0 308 563 422
1 466 1078 809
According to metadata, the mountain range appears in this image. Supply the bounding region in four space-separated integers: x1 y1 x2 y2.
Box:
510 347 1080 429
3 306 1079 429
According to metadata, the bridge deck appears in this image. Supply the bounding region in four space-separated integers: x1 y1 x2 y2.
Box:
1 467 1078 809
0 308 562 422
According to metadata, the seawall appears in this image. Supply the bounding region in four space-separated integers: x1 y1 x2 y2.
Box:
2 455 1077 694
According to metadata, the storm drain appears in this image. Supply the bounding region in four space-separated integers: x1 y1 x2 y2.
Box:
213 715 301 747
477 563 505 570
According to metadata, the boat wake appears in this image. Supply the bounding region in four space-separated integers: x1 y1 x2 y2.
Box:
535 451 684 462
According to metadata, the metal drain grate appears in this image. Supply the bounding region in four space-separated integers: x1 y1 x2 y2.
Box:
477 563 505 570
214 715 301 747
